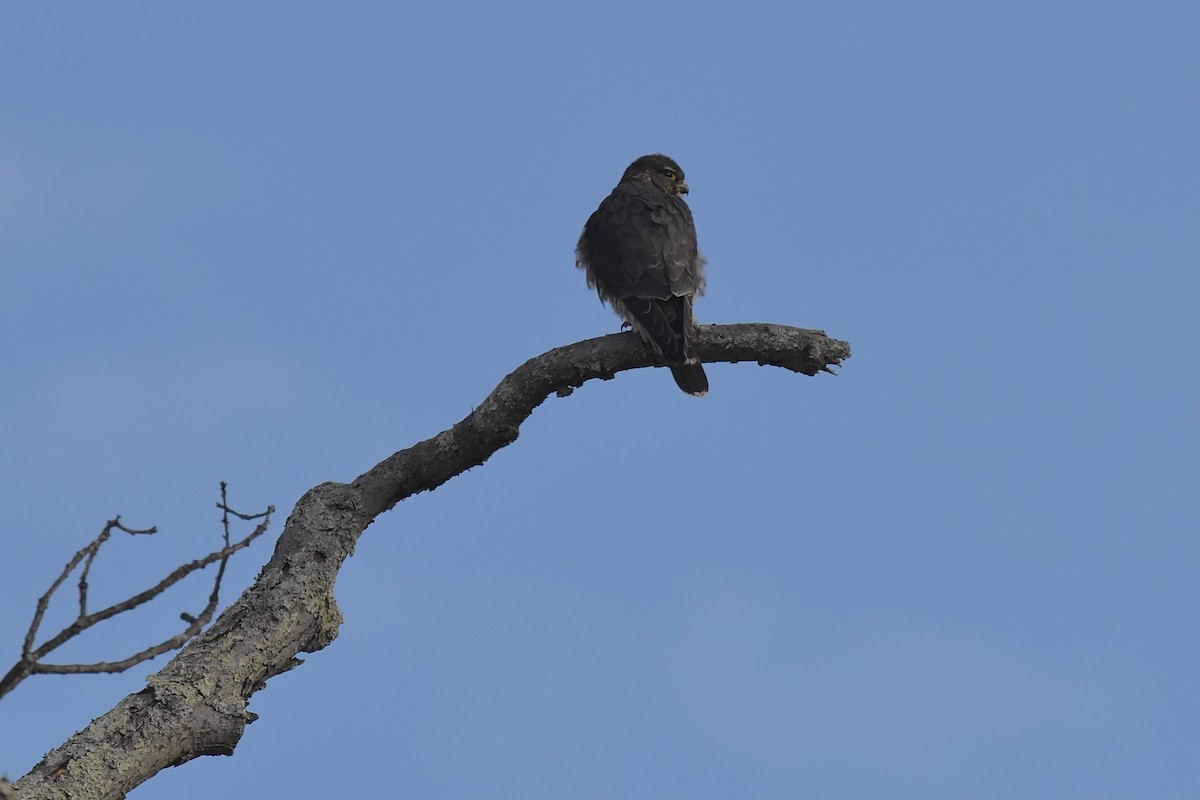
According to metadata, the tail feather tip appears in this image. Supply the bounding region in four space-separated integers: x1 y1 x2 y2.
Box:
670 363 709 397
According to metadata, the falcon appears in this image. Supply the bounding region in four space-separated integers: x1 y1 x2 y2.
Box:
576 154 708 396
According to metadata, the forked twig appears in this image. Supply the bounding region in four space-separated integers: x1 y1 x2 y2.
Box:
0 483 273 701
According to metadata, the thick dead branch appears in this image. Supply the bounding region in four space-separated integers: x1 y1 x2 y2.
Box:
0 484 272 702
355 324 851 516
13 324 849 800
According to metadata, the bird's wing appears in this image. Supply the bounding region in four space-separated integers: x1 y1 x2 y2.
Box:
582 182 703 301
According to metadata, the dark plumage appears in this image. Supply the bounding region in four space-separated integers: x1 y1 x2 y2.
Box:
576 154 708 396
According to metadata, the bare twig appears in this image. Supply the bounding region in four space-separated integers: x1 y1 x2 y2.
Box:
0 486 272 701
21 516 156 659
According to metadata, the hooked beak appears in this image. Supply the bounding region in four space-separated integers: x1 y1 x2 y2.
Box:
678 181 689 195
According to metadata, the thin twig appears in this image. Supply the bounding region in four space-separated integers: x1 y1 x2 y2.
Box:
0 487 273 701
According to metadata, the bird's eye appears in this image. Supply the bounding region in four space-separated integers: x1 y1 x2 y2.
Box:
661 168 677 180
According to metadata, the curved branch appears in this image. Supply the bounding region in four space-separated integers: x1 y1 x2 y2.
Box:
354 323 850 516
14 323 849 799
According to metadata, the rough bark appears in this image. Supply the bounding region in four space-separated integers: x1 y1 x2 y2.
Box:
13 324 850 800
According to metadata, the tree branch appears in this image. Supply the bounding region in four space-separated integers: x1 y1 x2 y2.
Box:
13 324 849 799
355 324 850 516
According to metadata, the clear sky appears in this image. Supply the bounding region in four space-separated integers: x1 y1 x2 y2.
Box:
2 3 1196 798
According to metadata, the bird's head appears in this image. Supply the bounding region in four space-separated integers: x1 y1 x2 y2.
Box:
621 154 689 196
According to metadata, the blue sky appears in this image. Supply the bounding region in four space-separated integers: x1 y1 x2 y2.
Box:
2 2 1196 797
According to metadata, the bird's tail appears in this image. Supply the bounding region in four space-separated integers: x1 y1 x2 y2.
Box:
619 296 709 397
670 362 708 397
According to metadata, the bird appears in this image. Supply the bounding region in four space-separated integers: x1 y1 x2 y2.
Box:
576 154 708 396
